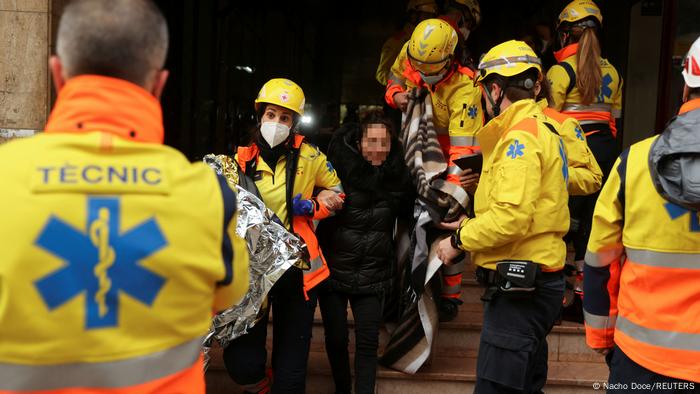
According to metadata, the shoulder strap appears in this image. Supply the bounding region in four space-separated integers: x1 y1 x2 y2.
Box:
617 147 630 216
543 121 560 136
558 62 577 96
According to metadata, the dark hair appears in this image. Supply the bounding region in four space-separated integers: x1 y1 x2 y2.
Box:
689 87 700 100
537 77 555 105
483 68 540 102
56 0 168 86
360 110 395 138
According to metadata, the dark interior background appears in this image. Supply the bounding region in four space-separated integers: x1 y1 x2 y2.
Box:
154 0 637 160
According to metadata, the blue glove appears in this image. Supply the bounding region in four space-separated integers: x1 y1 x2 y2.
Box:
292 193 314 216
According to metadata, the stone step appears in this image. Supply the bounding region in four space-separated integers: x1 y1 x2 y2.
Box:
205 348 606 394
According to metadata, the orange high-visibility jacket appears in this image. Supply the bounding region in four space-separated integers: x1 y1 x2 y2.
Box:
583 99 700 383
236 135 342 297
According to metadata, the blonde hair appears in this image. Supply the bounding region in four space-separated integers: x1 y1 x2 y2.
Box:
575 27 602 105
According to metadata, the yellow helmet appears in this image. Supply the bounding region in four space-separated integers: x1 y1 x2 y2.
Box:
406 0 438 15
254 78 305 116
476 40 542 83
558 0 602 28
407 19 458 75
451 0 481 28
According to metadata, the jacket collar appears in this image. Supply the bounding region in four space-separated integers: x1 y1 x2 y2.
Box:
477 99 541 160
44 75 164 144
554 43 579 63
679 97 700 115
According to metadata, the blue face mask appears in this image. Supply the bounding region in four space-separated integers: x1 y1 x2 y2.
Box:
420 70 446 85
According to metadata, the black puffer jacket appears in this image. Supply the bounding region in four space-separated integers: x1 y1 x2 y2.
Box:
318 123 414 295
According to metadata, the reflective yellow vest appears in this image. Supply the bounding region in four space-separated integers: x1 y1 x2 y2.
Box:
0 75 249 393
584 99 700 382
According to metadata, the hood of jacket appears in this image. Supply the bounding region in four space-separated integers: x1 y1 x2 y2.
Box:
327 122 408 192
650 105 700 210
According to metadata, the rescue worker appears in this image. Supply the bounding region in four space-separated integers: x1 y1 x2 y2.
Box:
547 0 623 282
537 78 602 197
385 18 483 319
436 41 569 393
583 37 700 390
441 0 481 67
535 78 603 307
222 78 344 393
375 0 438 86
0 0 249 392
386 0 481 110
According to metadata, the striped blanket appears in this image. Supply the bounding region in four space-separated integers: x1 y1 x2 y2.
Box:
380 88 469 374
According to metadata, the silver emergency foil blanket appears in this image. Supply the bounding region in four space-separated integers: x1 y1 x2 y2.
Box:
201 154 304 369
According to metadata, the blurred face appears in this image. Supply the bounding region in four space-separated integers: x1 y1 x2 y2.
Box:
262 104 294 128
361 125 391 166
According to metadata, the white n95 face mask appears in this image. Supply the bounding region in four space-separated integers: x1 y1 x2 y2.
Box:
260 122 291 148
420 71 446 86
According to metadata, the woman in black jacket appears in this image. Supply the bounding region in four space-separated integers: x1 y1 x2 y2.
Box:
317 111 413 394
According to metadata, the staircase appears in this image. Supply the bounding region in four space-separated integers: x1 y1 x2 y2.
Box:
205 267 608 393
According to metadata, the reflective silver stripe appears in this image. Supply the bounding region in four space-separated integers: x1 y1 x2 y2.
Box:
584 310 617 329
447 165 462 176
626 248 700 270
584 248 624 268
578 120 608 126
449 136 477 147
611 109 621 118
442 284 461 295
307 256 324 273
478 55 541 71
0 337 202 390
617 315 700 351
443 260 465 275
562 103 613 112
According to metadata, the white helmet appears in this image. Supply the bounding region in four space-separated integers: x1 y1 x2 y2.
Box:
682 36 700 88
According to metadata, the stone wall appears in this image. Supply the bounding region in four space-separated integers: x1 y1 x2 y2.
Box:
0 0 51 142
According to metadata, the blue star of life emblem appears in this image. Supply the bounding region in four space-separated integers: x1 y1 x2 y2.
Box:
664 202 700 232
597 74 613 102
34 197 168 329
575 126 585 141
468 105 478 119
326 161 335 174
558 139 569 184
507 140 525 159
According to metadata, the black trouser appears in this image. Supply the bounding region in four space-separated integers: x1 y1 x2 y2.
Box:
222 267 318 394
571 131 620 260
606 346 699 393
318 286 383 394
474 272 564 394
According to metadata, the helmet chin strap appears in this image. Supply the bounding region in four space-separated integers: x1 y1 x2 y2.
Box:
483 83 505 117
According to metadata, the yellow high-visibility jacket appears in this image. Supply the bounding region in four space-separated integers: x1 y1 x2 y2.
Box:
0 75 248 393
457 99 569 271
376 24 413 86
547 43 623 137
385 44 483 185
537 100 603 196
